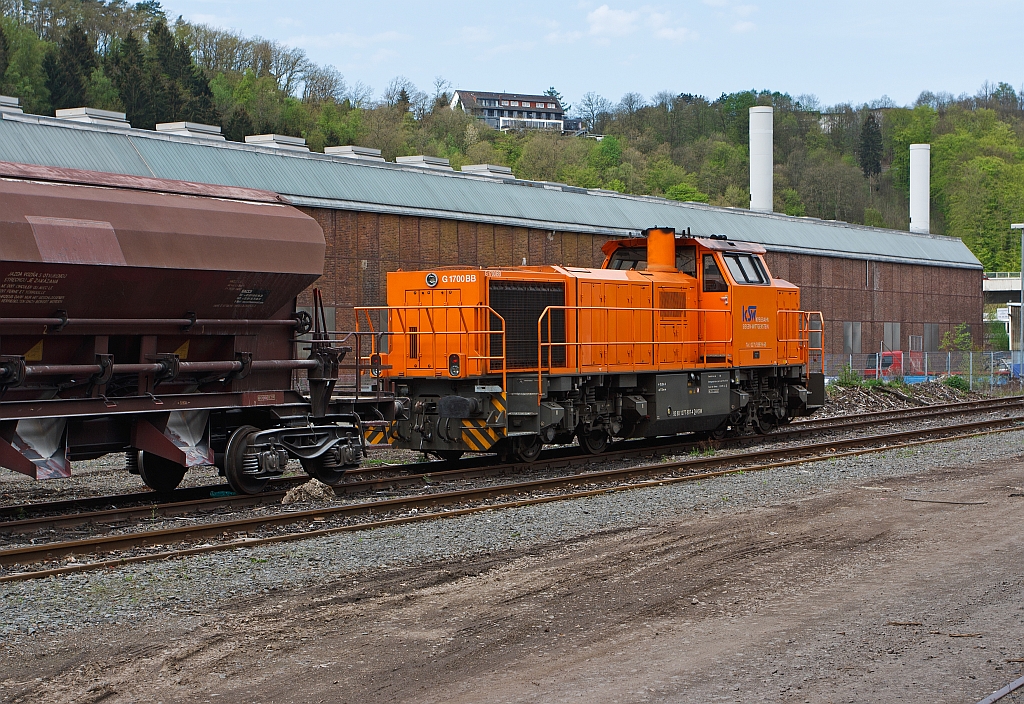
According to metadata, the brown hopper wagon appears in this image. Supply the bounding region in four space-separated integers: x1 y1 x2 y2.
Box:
0 161 393 494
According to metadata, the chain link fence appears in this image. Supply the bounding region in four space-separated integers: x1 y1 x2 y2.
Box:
825 351 1019 392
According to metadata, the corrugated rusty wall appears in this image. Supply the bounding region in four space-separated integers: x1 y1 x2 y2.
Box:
299 207 982 354
766 252 983 354
298 209 611 328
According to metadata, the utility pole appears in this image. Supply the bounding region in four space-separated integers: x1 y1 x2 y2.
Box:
1010 223 1024 376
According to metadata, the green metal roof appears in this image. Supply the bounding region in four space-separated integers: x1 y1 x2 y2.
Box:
0 111 982 270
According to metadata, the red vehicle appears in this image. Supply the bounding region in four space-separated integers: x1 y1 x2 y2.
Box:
865 351 903 378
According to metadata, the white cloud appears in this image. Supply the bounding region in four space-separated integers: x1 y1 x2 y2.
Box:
734 4 758 17
587 5 640 37
655 25 697 41
648 10 696 42
545 29 584 43
731 20 756 32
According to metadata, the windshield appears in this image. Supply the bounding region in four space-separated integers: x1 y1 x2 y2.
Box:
722 253 769 285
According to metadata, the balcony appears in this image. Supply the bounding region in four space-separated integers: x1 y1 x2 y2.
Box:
498 117 564 132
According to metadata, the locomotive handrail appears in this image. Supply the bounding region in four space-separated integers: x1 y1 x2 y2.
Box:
775 309 825 374
354 305 509 392
536 305 735 403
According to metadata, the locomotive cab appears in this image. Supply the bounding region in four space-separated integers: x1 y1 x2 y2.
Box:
359 228 824 463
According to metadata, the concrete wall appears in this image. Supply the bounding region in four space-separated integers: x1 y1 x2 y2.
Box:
298 207 983 355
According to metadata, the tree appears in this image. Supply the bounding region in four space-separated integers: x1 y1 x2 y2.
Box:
142 21 219 125
0 22 9 81
107 32 157 128
858 112 882 179
665 182 709 203
544 86 568 113
43 23 96 112
223 106 254 142
940 323 973 352
578 91 611 131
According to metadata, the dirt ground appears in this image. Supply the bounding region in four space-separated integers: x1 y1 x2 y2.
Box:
5 457 1024 703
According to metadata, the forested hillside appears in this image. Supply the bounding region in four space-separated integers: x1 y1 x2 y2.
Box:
2 0 1023 270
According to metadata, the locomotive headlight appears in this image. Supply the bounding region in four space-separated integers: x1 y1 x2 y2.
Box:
448 353 462 377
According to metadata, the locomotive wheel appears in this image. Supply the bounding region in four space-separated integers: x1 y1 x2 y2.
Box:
224 425 268 495
512 436 543 463
577 428 609 455
300 456 349 486
755 414 779 435
137 451 187 493
436 450 465 462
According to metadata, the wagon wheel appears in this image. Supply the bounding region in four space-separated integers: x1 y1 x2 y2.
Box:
577 428 609 455
512 436 543 463
300 455 350 486
137 451 187 493
707 419 729 441
224 425 268 495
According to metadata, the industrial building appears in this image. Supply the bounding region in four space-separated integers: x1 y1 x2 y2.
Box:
0 99 982 357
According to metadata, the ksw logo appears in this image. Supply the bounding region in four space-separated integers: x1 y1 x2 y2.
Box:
742 305 757 322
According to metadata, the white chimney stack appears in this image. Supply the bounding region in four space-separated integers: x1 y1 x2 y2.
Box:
909 143 930 234
749 106 773 212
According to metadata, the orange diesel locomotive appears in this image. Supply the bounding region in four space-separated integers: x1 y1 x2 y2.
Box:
358 228 824 461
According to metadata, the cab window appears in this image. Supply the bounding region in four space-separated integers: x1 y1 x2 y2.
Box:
676 245 697 277
723 253 769 285
703 254 728 292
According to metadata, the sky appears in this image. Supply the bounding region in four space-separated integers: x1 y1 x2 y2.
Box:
164 0 1024 110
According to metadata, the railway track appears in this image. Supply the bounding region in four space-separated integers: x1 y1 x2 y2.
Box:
3 395 1021 533
1 409 1021 582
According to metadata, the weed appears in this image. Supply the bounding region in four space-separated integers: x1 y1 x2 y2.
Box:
835 364 862 387
944 375 970 392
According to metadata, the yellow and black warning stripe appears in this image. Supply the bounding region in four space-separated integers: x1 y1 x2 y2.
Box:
461 418 501 452
491 392 506 415
363 423 393 447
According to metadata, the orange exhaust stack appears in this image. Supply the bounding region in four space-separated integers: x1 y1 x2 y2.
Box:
645 227 677 272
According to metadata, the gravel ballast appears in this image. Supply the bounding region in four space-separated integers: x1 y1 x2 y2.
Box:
3 426 1022 643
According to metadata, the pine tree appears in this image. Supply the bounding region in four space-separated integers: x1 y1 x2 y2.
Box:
859 113 883 180
544 86 569 112
0 23 10 83
146 20 219 125
224 107 254 142
108 32 158 128
43 24 97 112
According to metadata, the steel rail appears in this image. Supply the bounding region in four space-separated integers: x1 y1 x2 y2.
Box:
1 415 1020 579
977 673 1024 704
4 396 1022 532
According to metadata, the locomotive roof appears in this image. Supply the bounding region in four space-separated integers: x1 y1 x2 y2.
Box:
602 236 767 255
0 110 981 270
